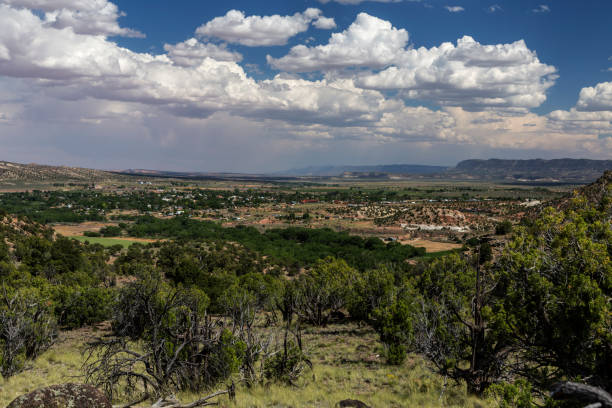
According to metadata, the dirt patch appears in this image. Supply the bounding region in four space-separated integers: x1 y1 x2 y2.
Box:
115 275 138 287
401 238 463 253
125 237 160 243
53 222 161 245
52 222 115 236
56 322 111 346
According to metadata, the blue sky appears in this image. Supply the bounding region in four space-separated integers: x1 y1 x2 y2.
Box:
113 0 612 113
0 0 610 171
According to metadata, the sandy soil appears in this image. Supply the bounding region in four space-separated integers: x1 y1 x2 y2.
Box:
52 222 160 244
52 222 113 236
401 238 463 252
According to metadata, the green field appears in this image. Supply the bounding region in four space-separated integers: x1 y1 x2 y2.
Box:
69 236 141 248
417 248 464 259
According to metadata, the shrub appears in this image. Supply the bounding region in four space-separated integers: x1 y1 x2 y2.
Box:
52 286 114 329
496 201 612 391
495 220 513 235
293 257 356 326
99 226 122 237
348 267 395 323
0 241 9 262
0 287 57 378
85 275 245 400
263 340 312 385
371 286 416 365
486 380 535 408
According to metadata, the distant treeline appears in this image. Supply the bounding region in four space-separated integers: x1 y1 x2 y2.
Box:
0 186 566 225
128 215 426 271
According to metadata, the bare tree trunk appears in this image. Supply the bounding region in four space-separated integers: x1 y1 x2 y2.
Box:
550 382 612 408
467 250 487 395
111 388 232 408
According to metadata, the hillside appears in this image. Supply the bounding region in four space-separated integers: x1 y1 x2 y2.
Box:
0 212 52 246
527 170 612 218
0 161 116 182
117 169 269 180
447 158 612 183
562 169 611 213
279 159 611 182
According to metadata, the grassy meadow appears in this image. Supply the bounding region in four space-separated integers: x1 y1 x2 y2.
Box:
0 323 494 408
69 235 143 248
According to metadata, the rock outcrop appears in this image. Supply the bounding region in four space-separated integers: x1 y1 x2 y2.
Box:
337 399 371 408
7 383 111 408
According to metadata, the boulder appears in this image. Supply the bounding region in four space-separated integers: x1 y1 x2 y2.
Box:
337 399 371 408
7 383 111 408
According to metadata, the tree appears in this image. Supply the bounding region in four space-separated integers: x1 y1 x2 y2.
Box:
405 194 612 397
0 241 9 263
220 284 262 386
371 284 416 365
348 267 395 324
237 273 282 317
294 257 356 326
0 287 57 378
99 225 122 237
495 220 513 235
413 254 513 395
496 200 611 392
51 286 113 329
220 283 311 387
85 275 244 401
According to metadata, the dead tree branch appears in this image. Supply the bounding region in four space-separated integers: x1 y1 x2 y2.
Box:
550 382 612 408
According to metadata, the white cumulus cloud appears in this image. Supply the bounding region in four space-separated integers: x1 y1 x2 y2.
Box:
164 39 243 67
0 4 403 128
268 13 409 72
546 82 612 137
532 5 550 13
357 36 557 110
445 6 464 12
195 8 334 47
0 0 143 37
313 16 336 29
269 14 557 111
576 82 612 111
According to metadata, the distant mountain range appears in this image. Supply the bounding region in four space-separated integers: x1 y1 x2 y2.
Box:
277 164 449 177
0 158 609 184
117 169 266 179
279 159 612 183
444 159 612 183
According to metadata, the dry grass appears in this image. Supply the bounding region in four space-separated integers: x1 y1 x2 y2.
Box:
0 323 493 408
400 239 463 253
52 221 114 236
0 327 102 405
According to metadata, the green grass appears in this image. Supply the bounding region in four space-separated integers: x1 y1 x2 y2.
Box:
70 236 140 248
418 248 464 260
0 328 95 405
0 323 495 407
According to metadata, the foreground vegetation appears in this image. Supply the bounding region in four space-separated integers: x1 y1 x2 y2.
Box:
0 323 494 408
0 172 610 407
